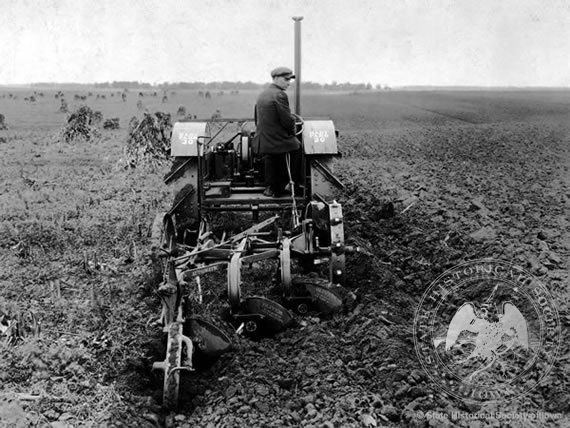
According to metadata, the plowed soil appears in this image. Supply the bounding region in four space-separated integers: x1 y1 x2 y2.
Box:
0 89 568 427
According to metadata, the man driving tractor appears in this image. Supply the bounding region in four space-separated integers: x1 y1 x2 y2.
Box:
254 66 302 197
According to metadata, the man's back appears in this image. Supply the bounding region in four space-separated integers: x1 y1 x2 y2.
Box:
254 84 299 154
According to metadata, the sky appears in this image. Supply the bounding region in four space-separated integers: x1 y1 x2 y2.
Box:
0 0 569 87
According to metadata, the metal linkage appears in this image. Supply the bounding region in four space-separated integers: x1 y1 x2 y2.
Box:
327 201 345 285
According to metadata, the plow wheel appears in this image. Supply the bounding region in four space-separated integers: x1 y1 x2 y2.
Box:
157 321 185 409
227 250 242 312
162 214 177 259
151 212 178 281
227 240 247 313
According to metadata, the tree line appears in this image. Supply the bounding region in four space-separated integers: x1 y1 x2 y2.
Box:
28 81 390 91
88 81 387 91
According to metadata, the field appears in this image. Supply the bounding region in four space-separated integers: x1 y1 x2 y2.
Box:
0 87 569 427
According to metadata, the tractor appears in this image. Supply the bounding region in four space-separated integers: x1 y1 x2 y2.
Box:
151 17 358 408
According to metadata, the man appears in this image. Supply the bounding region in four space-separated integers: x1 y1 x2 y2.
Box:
254 66 302 197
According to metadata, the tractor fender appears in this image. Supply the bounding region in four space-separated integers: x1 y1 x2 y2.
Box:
171 122 208 156
302 120 338 155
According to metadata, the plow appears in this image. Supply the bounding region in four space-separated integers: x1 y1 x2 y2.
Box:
151 17 359 408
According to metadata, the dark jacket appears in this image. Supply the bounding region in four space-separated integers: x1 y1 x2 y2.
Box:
254 84 300 154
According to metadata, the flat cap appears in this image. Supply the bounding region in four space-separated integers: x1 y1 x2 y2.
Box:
271 66 295 78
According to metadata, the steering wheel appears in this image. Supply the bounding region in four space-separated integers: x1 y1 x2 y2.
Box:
292 113 305 136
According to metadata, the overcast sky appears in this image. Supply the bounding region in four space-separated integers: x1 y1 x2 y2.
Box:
1 0 569 87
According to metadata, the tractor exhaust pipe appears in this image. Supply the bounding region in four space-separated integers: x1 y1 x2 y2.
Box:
293 16 303 115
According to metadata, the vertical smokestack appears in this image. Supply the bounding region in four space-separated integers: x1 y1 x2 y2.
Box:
293 16 303 115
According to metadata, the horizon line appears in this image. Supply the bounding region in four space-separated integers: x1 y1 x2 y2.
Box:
1 82 569 91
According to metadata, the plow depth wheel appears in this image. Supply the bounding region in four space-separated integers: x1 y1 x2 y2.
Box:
228 240 248 312
162 322 184 409
162 214 177 255
227 251 242 312
151 212 178 281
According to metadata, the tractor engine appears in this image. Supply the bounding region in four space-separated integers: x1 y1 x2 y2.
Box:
206 141 237 180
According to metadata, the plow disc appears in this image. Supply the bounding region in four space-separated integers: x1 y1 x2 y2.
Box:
286 276 345 315
302 282 344 315
236 297 294 337
185 317 232 357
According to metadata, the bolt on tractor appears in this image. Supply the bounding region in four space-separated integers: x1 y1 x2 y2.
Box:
151 17 359 408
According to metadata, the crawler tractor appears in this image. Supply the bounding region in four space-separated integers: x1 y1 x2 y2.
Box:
152 17 357 408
